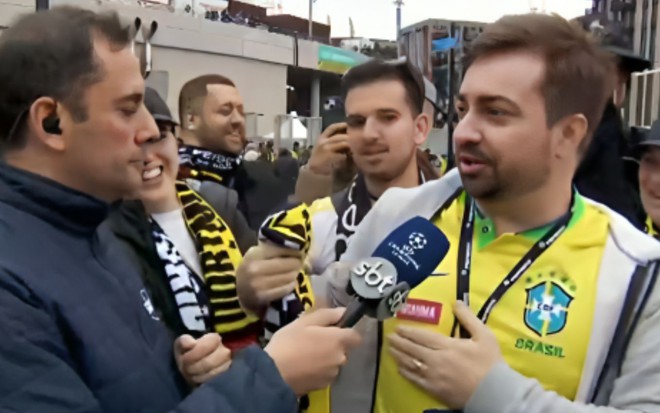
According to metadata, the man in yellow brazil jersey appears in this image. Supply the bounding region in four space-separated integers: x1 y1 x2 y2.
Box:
638 120 660 240
325 13 660 413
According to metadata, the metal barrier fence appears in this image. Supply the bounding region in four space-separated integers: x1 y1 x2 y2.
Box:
629 69 660 128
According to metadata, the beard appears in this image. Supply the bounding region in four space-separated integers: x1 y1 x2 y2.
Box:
196 121 243 156
461 173 503 200
460 159 551 202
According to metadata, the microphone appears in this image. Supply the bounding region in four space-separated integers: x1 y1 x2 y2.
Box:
338 257 399 327
337 216 450 328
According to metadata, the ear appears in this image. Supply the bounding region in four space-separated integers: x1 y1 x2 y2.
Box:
555 113 588 159
413 112 430 146
28 97 66 152
187 113 200 131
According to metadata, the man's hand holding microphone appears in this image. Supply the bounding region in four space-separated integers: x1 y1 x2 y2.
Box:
173 239 361 396
235 241 361 395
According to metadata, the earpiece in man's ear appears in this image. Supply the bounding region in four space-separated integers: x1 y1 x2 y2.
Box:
42 115 62 135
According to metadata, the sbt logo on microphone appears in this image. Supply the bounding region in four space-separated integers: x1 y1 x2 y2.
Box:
351 258 398 299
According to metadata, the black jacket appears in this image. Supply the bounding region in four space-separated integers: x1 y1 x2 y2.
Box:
274 155 300 196
0 163 296 413
104 181 258 338
574 103 645 228
232 162 289 230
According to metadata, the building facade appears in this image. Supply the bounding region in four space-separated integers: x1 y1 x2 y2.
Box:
588 0 659 67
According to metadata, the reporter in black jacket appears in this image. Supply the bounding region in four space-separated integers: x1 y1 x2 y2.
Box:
0 9 296 413
0 12 359 412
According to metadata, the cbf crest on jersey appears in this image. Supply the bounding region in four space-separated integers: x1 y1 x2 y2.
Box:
524 269 576 337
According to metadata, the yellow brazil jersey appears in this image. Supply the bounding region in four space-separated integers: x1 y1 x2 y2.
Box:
375 192 610 413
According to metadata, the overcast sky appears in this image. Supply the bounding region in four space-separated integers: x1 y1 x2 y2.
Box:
278 0 592 40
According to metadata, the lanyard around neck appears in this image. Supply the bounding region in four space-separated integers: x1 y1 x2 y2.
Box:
452 193 575 338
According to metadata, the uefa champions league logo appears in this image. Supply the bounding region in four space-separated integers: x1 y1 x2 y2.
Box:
387 232 428 272
408 232 427 250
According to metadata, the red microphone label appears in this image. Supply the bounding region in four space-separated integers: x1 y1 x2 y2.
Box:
396 299 442 325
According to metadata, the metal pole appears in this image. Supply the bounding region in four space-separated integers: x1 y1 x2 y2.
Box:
308 0 313 39
311 73 321 118
447 22 456 169
646 0 653 60
395 0 403 56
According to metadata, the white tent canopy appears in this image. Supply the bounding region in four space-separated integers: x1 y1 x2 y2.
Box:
263 112 309 149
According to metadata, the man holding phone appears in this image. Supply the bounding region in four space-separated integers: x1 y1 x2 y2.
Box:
235 58 438 413
305 58 437 277
242 58 436 312
294 122 352 204
295 67 441 206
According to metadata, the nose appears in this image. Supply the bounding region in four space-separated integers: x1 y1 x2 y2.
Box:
452 113 482 148
362 116 380 142
135 104 159 146
230 108 245 128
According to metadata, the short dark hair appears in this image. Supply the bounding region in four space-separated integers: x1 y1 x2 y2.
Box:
178 74 236 127
463 14 615 145
341 59 424 116
0 6 131 149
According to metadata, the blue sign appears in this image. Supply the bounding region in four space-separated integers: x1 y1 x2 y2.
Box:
432 37 458 52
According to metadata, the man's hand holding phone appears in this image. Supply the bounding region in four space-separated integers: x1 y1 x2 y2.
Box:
308 122 350 176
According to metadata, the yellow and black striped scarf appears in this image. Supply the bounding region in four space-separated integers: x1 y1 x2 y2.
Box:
259 203 318 412
259 203 315 337
177 181 260 349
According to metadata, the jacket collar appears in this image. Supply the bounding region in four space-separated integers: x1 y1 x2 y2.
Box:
106 200 154 249
0 162 110 235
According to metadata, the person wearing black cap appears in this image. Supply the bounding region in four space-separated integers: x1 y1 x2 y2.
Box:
636 120 660 238
106 87 261 350
105 87 361 396
573 16 649 228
